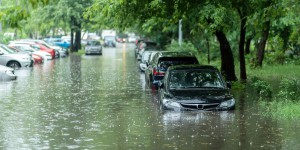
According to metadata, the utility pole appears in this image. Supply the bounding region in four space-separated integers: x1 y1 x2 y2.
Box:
178 19 182 46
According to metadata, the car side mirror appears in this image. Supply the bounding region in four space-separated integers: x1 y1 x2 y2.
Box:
0 51 3 55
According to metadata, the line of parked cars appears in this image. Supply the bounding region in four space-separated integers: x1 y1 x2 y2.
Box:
135 39 235 111
0 38 70 81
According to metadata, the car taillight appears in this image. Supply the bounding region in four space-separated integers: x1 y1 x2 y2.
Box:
153 68 165 76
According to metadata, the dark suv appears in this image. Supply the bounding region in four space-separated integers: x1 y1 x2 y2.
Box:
145 51 199 88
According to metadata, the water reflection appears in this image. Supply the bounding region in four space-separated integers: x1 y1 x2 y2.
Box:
0 44 299 149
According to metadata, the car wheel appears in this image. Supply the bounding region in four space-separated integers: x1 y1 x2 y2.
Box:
7 61 21 69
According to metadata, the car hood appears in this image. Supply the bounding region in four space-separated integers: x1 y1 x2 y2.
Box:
166 89 233 103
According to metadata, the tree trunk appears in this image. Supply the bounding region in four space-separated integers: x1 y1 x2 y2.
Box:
70 17 75 52
70 28 75 52
238 12 247 81
74 22 81 51
245 38 252 54
215 30 237 81
256 21 271 67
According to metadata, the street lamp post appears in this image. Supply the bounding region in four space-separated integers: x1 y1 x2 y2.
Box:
179 19 182 46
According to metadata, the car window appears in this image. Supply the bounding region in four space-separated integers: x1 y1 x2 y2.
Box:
169 70 224 89
158 57 198 70
87 41 101 46
105 36 115 41
0 46 15 54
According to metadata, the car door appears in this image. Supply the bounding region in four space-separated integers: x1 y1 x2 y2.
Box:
0 49 8 66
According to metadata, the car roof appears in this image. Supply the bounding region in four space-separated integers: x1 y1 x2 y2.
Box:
168 65 219 71
155 51 195 57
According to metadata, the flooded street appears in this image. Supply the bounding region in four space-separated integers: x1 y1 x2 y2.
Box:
0 43 299 149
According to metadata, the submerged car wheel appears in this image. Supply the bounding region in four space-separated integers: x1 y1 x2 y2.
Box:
7 61 21 70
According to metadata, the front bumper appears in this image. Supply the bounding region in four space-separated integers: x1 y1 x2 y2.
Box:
162 99 235 111
85 49 102 54
1 70 17 81
19 60 33 68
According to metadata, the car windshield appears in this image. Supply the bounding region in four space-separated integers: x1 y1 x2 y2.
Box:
0 45 15 54
86 41 100 46
105 36 115 41
17 46 35 52
169 70 225 89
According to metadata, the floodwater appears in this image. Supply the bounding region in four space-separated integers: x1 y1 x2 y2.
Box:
0 43 299 150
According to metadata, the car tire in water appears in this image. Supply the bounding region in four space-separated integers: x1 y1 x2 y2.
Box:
7 61 21 70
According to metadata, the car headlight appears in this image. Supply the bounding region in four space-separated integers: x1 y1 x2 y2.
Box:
5 70 14 75
163 99 182 110
219 99 235 109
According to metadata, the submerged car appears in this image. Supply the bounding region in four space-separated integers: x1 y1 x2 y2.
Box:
0 45 33 69
137 41 159 60
103 36 116 47
139 51 158 72
85 40 102 55
145 51 199 88
0 64 17 81
9 43 53 60
158 65 235 111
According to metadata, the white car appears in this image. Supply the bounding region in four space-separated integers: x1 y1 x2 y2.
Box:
0 46 32 69
139 51 158 72
0 64 17 81
8 43 53 60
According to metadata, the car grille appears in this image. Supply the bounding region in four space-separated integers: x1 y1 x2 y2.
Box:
180 103 219 110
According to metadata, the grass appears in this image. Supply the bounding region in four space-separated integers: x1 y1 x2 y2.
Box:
259 100 300 119
71 49 85 55
247 64 300 80
244 65 300 120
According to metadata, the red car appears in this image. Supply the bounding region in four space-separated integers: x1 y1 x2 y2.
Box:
32 54 43 64
34 43 56 59
10 41 56 59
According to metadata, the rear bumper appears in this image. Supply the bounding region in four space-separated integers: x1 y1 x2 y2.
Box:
152 75 164 85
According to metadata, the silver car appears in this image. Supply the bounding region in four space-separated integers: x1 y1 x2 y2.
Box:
0 45 32 69
0 64 17 81
139 51 158 72
85 40 102 55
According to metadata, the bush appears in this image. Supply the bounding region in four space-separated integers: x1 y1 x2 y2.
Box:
277 79 300 102
250 77 273 98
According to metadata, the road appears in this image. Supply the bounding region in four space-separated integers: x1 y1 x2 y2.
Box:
0 43 299 149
